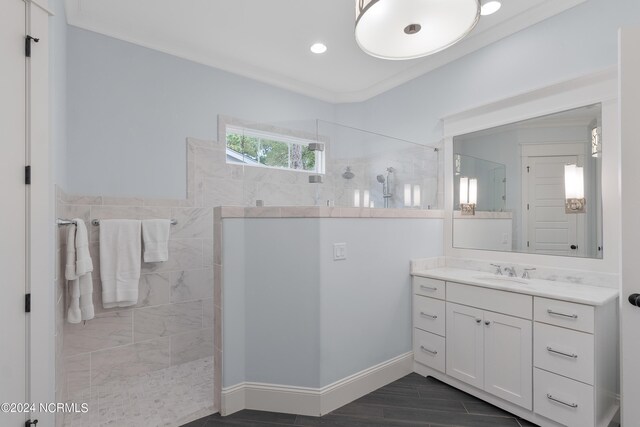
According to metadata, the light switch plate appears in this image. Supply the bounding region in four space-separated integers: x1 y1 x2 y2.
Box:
333 243 347 261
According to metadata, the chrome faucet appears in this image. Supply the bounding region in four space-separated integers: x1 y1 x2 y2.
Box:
490 264 503 275
504 266 517 277
522 268 536 279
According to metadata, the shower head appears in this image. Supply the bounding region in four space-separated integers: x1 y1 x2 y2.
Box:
342 167 355 180
376 174 386 184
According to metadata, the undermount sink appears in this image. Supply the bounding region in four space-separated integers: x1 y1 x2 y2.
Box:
473 275 530 285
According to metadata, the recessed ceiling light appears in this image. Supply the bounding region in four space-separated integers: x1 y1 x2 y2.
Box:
481 1 502 16
310 43 327 54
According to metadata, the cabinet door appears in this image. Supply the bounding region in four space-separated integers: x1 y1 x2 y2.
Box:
484 311 532 410
446 302 484 389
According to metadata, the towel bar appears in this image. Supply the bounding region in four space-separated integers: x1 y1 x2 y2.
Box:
57 218 178 226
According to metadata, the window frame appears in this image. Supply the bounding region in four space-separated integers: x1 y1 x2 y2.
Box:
225 125 325 174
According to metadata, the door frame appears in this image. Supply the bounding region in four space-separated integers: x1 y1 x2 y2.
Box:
520 143 587 255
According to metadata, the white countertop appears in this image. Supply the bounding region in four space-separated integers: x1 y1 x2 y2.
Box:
412 267 619 306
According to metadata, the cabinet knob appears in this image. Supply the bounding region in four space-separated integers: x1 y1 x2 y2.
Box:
484 321 491 326
475 318 482 324
629 294 640 307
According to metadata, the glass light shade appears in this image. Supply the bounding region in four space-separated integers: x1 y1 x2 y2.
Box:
413 185 421 207
468 178 478 205
355 0 481 60
354 189 360 207
404 184 412 207
459 177 469 204
363 190 370 207
564 164 584 199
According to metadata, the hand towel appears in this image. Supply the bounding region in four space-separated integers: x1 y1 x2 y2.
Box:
65 219 94 323
142 219 171 262
100 219 142 308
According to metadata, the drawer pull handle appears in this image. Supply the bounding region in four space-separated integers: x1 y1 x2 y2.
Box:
546 346 578 359
547 309 578 319
420 346 438 355
546 393 578 408
420 312 438 319
420 285 438 292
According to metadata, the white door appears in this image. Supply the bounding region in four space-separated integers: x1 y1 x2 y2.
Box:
483 311 533 410
525 156 583 255
0 0 27 425
446 302 484 389
619 27 640 426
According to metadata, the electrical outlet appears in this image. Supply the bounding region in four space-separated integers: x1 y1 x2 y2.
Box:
333 243 347 261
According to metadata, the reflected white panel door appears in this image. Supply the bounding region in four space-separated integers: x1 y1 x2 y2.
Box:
483 311 532 410
0 0 27 425
525 156 583 255
446 303 484 389
619 27 640 426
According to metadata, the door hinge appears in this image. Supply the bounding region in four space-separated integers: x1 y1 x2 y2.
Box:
527 203 530 210
527 241 530 248
527 166 530 173
25 165 31 185
25 293 31 313
25 35 39 57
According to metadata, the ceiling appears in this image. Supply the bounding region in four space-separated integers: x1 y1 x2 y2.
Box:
64 0 586 103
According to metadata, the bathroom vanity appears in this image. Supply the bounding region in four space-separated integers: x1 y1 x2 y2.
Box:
411 267 619 427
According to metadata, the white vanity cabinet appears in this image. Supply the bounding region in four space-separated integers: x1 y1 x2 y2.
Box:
445 283 533 410
412 272 619 427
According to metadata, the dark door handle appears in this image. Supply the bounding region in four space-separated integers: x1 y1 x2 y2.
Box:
570 245 578 250
629 294 640 307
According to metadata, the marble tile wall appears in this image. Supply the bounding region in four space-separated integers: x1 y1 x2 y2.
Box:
55 187 216 426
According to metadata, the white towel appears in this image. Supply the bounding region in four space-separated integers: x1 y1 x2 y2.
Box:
142 219 171 262
100 219 142 308
65 219 94 323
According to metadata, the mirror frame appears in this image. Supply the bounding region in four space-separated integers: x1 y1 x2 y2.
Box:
441 68 619 274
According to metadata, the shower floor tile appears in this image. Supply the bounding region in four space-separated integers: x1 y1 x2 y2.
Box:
63 356 216 427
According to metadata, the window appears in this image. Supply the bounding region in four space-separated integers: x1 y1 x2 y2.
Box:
225 126 324 173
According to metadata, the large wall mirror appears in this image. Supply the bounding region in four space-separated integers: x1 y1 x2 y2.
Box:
453 104 603 259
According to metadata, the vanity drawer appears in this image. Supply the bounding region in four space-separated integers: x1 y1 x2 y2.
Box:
413 276 446 300
413 328 446 373
534 368 594 427
413 295 445 336
447 282 532 319
534 323 594 385
534 297 594 333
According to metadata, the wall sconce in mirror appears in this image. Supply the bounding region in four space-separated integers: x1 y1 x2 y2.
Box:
404 184 422 208
564 164 586 213
591 126 602 158
460 176 478 215
455 154 461 175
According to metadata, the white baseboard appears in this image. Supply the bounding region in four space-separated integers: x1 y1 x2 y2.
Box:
221 352 413 416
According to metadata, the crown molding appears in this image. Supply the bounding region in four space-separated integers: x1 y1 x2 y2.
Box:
65 0 587 104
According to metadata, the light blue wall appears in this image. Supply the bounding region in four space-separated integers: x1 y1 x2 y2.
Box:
66 27 336 199
336 0 640 143
222 217 443 389
49 0 67 187
318 218 443 386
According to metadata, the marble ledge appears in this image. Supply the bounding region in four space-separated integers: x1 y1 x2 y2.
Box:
214 206 445 219
412 266 618 306
453 211 513 219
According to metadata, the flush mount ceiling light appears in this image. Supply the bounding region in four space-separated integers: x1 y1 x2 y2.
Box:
355 0 481 60
481 1 502 16
310 42 328 54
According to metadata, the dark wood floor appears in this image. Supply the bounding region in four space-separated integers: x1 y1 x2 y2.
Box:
183 373 538 427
